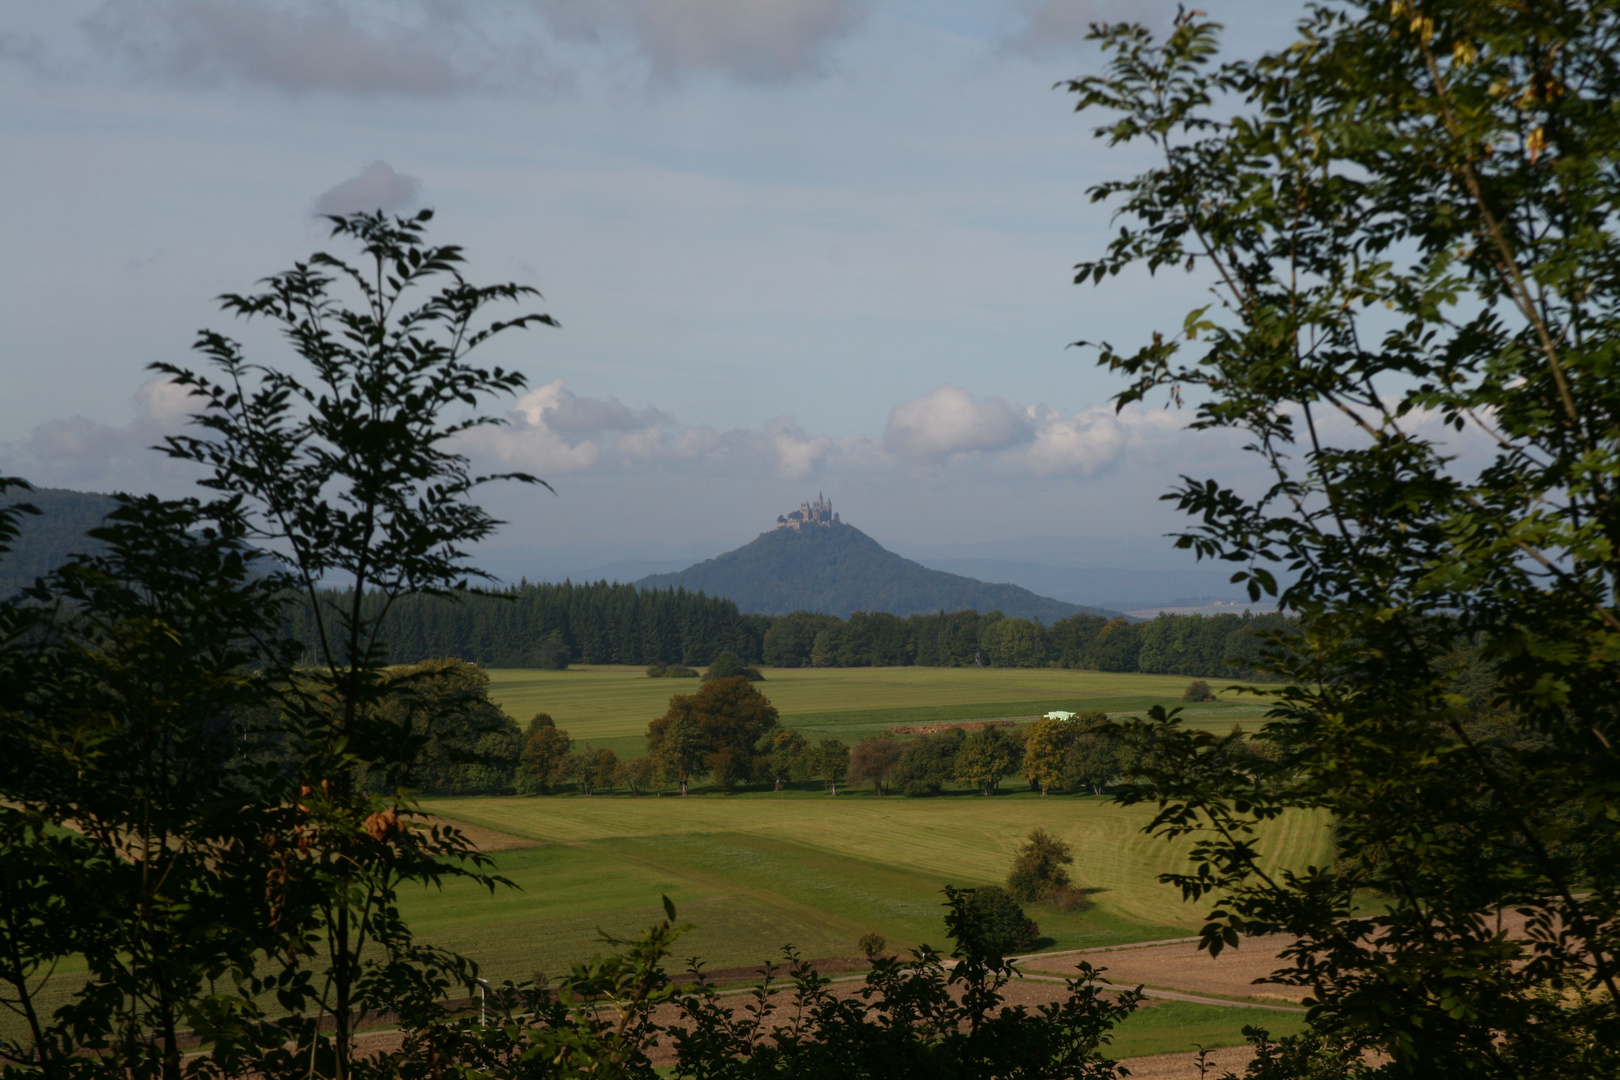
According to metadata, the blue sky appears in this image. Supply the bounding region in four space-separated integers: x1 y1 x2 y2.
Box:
0 0 1319 586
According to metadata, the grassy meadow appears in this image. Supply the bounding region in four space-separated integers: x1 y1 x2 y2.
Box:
483 664 1275 759
410 789 1330 987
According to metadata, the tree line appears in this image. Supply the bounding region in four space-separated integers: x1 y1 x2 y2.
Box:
283 579 1294 678
508 674 1206 802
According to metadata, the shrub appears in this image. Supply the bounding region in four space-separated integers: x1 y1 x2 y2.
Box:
646 663 698 678
857 931 886 959
1042 885 1091 913
1006 827 1075 902
946 885 1040 959
1182 679 1216 702
703 649 763 682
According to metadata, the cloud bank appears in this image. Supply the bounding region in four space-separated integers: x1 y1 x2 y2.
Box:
63 0 870 95
459 381 1184 483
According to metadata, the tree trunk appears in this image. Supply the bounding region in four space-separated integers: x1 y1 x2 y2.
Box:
679 777 688 796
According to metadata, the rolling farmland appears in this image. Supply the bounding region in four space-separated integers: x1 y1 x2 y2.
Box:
481 664 1275 758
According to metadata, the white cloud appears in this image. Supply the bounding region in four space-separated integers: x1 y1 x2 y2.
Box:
0 378 202 493
462 380 1193 485
1016 403 1127 476
5 376 1218 497
313 162 421 217
521 380 671 434
883 384 1030 460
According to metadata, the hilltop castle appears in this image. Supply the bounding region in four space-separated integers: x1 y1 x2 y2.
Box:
776 493 839 531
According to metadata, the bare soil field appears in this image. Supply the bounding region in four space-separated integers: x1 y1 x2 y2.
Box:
1118 1045 1258 1079
419 814 540 852
1023 935 1306 1004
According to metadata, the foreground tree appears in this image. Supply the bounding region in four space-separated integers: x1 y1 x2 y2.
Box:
0 496 291 1080
1074 4 1620 1074
155 208 547 1077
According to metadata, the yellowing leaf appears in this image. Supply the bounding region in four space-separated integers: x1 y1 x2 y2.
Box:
1527 126 1547 164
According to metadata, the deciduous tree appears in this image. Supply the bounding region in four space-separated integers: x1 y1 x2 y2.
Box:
807 738 851 796
1021 717 1077 795
1006 828 1075 903
1073 4 1620 1072
954 726 1021 797
847 735 902 795
521 715 573 795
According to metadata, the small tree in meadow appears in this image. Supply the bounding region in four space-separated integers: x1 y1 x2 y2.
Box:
808 738 850 795
1006 827 1075 903
1182 679 1216 703
521 714 572 795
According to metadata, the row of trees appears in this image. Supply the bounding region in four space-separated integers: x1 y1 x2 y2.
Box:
286 579 1294 677
500 679 1172 799
358 661 1186 800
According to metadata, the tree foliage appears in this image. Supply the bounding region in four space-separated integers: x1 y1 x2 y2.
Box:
1006 828 1076 904
521 714 573 795
647 676 781 794
848 735 903 795
954 726 1023 797
1073 3 1620 1073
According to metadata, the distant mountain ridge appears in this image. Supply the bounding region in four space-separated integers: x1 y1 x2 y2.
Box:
637 503 1122 622
0 487 117 597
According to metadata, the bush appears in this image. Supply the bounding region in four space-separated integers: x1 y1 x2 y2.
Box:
1182 679 1216 702
703 649 763 682
1006 827 1075 902
947 885 1040 958
1042 885 1091 913
647 663 699 678
857 931 886 959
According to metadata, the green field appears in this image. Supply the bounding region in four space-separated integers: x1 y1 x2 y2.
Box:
1107 1000 1305 1059
412 790 1329 988
484 665 1274 758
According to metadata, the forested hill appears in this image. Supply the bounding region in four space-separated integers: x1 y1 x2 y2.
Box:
283 581 765 669
636 520 1118 622
0 487 116 596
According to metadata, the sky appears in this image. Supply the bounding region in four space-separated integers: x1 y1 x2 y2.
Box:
0 0 1324 591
